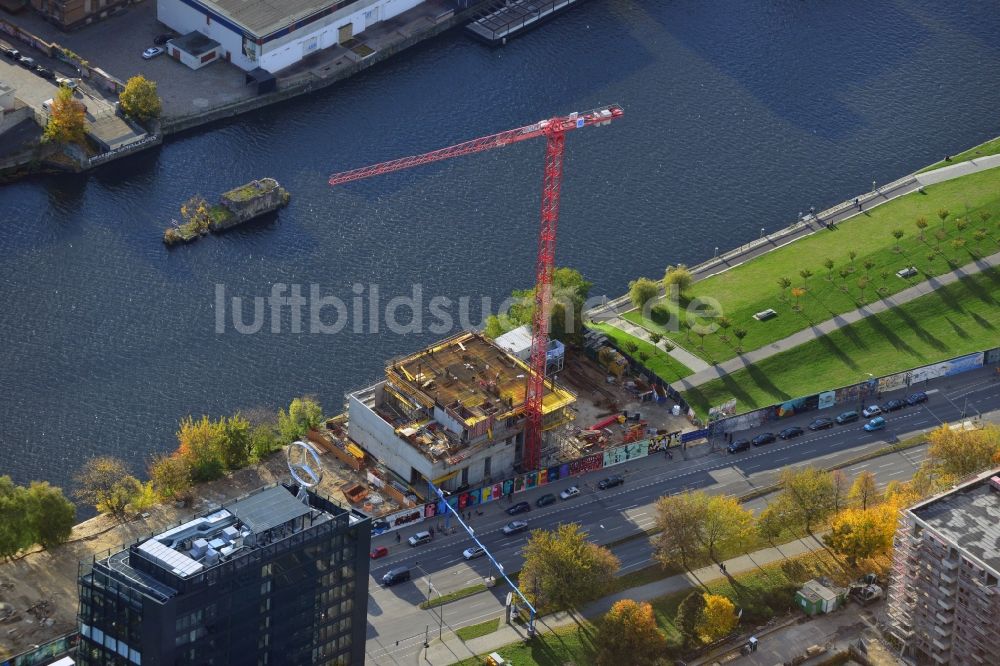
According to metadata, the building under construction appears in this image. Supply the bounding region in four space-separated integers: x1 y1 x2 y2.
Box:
347 331 575 492
886 467 1000 665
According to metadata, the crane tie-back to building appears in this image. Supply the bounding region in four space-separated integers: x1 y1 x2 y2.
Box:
328 105 624 471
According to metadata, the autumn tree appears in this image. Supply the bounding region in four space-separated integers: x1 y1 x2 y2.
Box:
0 477 32 560
176 415 227 481
42 85 86 145
180 195 212 234
696 593 738 643
520 522 619 611
926 424 1000 478
663 264 693 297
849 470 880 509
595 600 667 666
825 505 897 566
777 467 837 533
148 454 193 502
701 494 754 563
674 591 706 647
74 457 141 522
119 74 162 120
25 481 75 549
654 492 753 567
629 277 660 310
278 396 324 443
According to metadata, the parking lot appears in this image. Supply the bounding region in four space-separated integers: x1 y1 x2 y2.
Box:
9 1 254 119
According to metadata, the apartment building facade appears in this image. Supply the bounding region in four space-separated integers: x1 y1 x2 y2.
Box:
886 468 1000 665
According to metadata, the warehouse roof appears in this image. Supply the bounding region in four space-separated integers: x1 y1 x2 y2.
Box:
195 0 364 38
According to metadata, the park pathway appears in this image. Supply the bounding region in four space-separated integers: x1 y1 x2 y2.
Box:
672 249 1000 392
588 154 1000 386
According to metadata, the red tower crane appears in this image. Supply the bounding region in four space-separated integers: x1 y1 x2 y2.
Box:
328 104 624 471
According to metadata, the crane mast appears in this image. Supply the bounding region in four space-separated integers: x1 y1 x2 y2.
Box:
328 105 623 471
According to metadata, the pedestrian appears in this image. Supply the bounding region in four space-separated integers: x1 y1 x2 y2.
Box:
396 532 401 543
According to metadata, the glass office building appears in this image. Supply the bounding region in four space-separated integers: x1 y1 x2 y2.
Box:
77 484 370 665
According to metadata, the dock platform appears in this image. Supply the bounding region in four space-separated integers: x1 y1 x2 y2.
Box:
466 0 585 45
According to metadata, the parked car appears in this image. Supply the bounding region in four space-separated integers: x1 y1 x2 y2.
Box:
728 438 751 453
369 545 389 560
779 426 804 440
153 33 176 46
407 531 432 547
882 399 906 412
506 501 531 516
536 493 556 507
503 520 528 535
906 391 928 406
862 405 882 418
17 55 36 68
809 417 834 430
752 432 776 447
381 566 410 586
598 475 624 490
142 46 164 59
1 46 19 59
56 77 78 90
463 545 485 560
559 486 580 500
864 416 887 432
35 66 55 80
836 410 859 424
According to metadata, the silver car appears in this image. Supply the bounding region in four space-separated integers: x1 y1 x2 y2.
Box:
502 520 528 535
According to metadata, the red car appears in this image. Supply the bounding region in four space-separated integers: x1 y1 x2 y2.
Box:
370 546 389 559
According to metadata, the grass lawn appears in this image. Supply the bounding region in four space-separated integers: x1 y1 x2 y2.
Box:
455 617 501 641
589 322 692 382
682 269 1000 416
920 135 1000 173
451 622 598 666
624 167 1000 365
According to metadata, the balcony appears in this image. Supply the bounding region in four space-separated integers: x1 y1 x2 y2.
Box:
936 612 953 624
931 652 949 664
938 598 954 611
940 572 956 584
942 558 959 570
934 625 952 637
938 585 955 597
932 637 951 651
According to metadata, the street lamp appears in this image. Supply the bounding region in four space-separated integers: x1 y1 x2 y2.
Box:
760 227 765 240
415 562 444 640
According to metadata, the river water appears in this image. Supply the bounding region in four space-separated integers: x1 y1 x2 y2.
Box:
2 0 999 497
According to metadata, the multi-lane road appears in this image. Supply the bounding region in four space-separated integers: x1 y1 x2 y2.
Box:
365 367 1000 664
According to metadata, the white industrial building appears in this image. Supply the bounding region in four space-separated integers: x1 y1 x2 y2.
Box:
156 0 425 73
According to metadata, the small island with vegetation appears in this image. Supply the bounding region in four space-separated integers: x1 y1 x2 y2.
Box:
164 178 291 245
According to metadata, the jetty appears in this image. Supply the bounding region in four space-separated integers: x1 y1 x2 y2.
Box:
466 0 585 45
164 178 290 245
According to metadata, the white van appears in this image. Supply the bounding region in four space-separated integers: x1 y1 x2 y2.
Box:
41 98 53 113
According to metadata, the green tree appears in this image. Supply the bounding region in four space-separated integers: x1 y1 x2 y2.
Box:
696 593 738 643
891 229 904 252
42 85 86 145
856 277 869 302
648 331 662 345
0 477 33 560
595 600 666 666
653 492 706 570
848 250 858 268
520 523 619 611
915 217 928 240
700 494 754 563
823 258 834 280
250 423 280 461
623 340 639 355
849 470 880 510
757 500 788 544
937 208 950 224
863 258 876 278
176 415 226 481
798 269 813 287
118 74 162 120
220 413 252 470
278 396 324 443
776 276 791 301
956 218 967 232
484 267 592 340
148 454 193 503
716 315 732 344
74 457 141 522
674 591 706 647
629 277 660 310
25 481 75 549
128 481 159 514
663 264 693 297
732 327 747 353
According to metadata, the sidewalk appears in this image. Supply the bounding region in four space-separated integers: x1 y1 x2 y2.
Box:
422 533 830 664
672 249 1000 391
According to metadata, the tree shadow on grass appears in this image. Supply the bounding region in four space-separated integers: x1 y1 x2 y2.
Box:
945 316 971 340
971 312 996 331
812 329 860 372
863 312 929 358
744 364 791 403
822 314 868 351
953 266 1000 307
890 306 947 353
